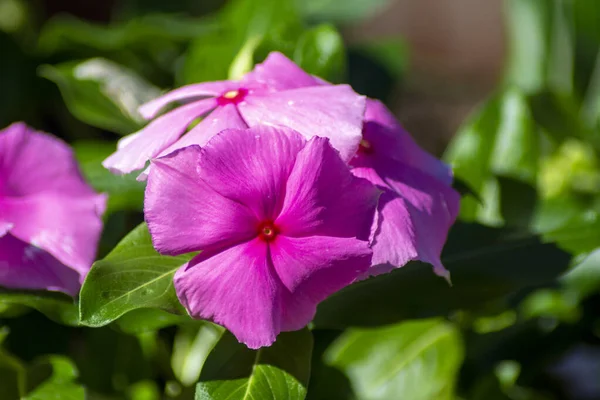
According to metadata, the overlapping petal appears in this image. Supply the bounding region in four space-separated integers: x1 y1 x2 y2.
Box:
239 85 365 162
243 52 321 90
270 235 372 331
276 136 379 240
0 193 105 274
196 126 305 220
174 239 280 349
362 99 453 184
138 81 238 119
0 234 82 296
0 123 97 197
145 145 257 255
103 99 217 174
353 157 460 279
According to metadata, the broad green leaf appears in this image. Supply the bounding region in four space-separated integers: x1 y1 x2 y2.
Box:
293 24 345 82
172 322 223 386
0 290 78 326
325 319 463 400
296 0 391 23
444 88 540 224
79 223 195 327
38 14 216 54
182 0 302 84
314 222 571 328
25 356 84 400
115 308 191 335
504 0 573 95
195 329 313 400
39 58 160 134
562 248 600 299
73 140 145 213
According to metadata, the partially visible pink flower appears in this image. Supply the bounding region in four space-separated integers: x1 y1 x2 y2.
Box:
145 126 378 348
245 52 460 279
351 100 460 280
103 53 366 177
0 123 106 296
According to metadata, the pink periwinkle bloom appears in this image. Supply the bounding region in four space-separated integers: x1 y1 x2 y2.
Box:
249 52 460 279
145 126 379 348
0 123 106 296
351 100 460 280
103 53 366 177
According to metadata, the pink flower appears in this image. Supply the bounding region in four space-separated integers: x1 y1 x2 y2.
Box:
249 53 460 278
351 100 460 280
144 126 379 348
0 123 106 296
103 53 366 177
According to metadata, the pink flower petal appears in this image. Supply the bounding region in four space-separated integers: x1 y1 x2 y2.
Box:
174 238 281 349
102 99 217 174
0 123 97 198
269 235 372 331
238 85 366 162
353 157 460 279
0 193 104 274
138 81 237 119
135 104 249 181
196 126 305 220
159 104 248 155
145 145 257 255
243 52 321 91
362 99 453 185
276 136 379 240
0 234 82 296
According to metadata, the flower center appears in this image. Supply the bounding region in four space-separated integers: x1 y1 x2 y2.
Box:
216 88 248 105
358 138 373 153
257 220 279 242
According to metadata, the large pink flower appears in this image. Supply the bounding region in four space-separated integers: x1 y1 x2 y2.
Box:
103 53 366 177
250 53 460 278
0 123 106 296
144 126 379 348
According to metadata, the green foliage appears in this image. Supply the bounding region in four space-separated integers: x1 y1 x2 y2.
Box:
73 140 145 213
195 329 312 400
314 222 571 328
40 58 159 134
0 291 79 326
326 319 463 400
79 223 194 327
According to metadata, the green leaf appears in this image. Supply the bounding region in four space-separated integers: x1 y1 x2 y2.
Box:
293 24 345 82
444 88 541 225
79 223 195 327
296 0 392 23
0 290 79 326
325 318 463 400
172 322 223 386
38 14 216 54
314 222 571 328
182 0 302 84
351 38 408 80
73 140 145 213
115 308 191 335
39 58 160 134
25 356 84 400
195 329 313 400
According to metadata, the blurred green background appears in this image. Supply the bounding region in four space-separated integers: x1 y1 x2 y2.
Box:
1 0 600 399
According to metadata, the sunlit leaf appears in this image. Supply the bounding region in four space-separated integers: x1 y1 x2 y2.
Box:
195 329 312 400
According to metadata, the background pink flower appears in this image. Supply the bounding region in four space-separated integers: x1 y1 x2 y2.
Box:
0 122 106 296
103 53 366 176
144 126 379 348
